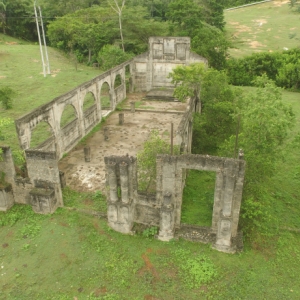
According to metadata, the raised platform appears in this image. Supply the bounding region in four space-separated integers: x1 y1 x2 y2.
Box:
145 88 177 101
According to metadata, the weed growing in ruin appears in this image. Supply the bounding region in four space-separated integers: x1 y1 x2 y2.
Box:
142 226 158 238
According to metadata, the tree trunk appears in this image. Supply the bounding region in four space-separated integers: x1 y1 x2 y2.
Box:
118 13 125 52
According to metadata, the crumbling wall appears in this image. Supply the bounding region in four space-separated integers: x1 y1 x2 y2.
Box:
0 146 62 214
26 150 63 214
131 37 207 92
104 152 245 254
15 63 129 160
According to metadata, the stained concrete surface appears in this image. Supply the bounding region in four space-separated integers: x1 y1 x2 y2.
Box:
58 93 187 192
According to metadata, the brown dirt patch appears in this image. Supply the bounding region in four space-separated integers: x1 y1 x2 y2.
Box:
139 248 159 281
273 1 289 7
2 243 9 248
59 222 69 227
144 295 160 300
93 287 107 297
0 76 6 79
5 42 17 45
60 253 68 260
83 198 93 206
6 230 14 238
249 41 266 48
253 19 268 25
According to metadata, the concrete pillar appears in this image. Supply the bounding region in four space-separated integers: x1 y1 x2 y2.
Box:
84 146 91 162
212 170 224 233
119 113 124 125
107 162 118 202
120 162 129 203
158 192 175 241
130 102 135 113
104 127 109 141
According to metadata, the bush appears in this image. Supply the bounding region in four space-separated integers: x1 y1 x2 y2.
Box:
0 86 16 109
97 45 134 71
137 130 172 191
226 48 300 89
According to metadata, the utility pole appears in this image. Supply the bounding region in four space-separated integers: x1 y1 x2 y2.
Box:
34 1 50 77
38 5 50 74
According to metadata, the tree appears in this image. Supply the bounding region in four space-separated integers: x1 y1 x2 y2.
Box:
47 6 117 61
97 44 133 70
3 0 35 40
166 0 230 69
137 130 171 191
0 1 6 34
224 75 295 190
169 63 207 108
169 64 238 154
107 0 126 52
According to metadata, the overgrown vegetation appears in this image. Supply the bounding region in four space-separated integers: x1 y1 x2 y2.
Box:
0 86 15 109
137 130 171 191
227 49 300 90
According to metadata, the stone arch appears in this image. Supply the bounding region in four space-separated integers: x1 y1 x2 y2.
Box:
100 81 111 109
29 120 55 151
114 74 122 89
82 91 96 112
60 104 78 129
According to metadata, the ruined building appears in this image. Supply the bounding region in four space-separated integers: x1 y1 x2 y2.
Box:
0 37 245 253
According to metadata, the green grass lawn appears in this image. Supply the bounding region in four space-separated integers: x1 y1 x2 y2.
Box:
0 33 102 151
225 1 300 58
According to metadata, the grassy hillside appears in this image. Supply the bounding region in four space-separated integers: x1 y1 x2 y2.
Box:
1 16 300 299
0 34 101 150
225 1 300 58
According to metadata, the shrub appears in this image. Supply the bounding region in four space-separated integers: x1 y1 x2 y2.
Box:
97 45 134 71
0 86 16 109
226 48 300 90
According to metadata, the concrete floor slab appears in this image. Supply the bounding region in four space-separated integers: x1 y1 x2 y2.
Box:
58 93 187 193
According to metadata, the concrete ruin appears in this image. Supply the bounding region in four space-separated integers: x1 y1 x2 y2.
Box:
0 37 246 253
105 153 245 253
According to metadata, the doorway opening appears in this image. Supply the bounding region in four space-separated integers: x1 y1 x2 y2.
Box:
181 170 215 227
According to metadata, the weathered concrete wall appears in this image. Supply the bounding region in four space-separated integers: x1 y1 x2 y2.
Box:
26 149 63 213
15 63 129 159
104 152 245 254
131 37 207 92
0 146 63 214
105 155 138 234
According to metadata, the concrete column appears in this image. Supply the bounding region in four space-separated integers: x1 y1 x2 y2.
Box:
107 162 118 202
104 127 109 141
223 174 236 217
120 162 129 203
130 102 135 113
158 192 175 241
212 170 224 233
84 146 91 162
119 113 124 125
214 217 233 253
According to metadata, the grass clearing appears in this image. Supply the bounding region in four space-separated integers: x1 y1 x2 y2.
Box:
225 1 300 58
181 170 215 227
0 33 102 151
